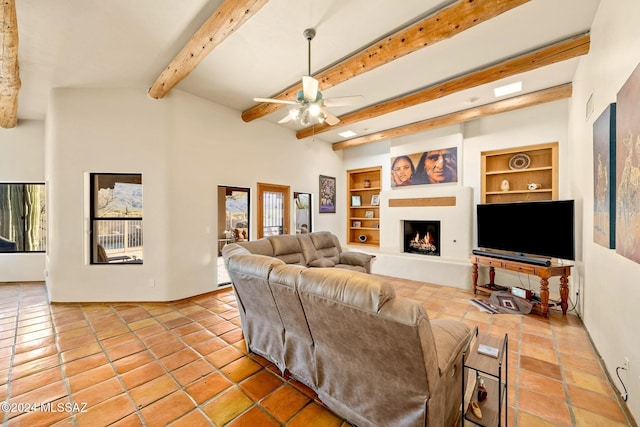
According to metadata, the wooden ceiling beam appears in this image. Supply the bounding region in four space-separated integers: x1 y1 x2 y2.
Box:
0 0 20 129
331 83 572 151
299 33 589 139
241 0 530 123
148 0 269 100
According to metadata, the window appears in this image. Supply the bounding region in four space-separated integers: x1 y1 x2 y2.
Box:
0 183 46 252
90 174 143 264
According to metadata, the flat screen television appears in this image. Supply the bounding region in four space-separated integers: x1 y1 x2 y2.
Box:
476 200 575 261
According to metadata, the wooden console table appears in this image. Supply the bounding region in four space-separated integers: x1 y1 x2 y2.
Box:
470 254 572 317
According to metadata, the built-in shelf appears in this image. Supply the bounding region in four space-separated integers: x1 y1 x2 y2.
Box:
347 166 381 247
481 142 558 204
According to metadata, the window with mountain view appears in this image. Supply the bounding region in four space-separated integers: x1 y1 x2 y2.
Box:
90 173 143 264
0 183 46 252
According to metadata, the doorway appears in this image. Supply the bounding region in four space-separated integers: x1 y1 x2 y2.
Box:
217 186 250 286
257 182 290 238
294 192 312 234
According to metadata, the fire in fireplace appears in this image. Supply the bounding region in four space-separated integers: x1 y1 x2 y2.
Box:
403 220 441 256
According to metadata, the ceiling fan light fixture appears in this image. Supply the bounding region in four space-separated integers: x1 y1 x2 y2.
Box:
308 103 321 117
300 109 311 126
253 27 363 128
289 107 301 120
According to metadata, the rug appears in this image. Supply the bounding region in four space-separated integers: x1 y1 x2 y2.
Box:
471 291 533 314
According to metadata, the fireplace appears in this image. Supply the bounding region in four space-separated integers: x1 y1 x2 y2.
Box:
403 220 441 256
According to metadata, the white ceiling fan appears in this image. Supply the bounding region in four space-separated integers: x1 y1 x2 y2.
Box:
253 28 364 127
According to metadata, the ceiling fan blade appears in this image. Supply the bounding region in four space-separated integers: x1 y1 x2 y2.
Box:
322 108 340 126
324 95 365 107
302 76 319 101
278 114 293 124
254 97 297 105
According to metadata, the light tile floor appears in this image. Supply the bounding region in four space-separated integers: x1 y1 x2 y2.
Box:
0 278 634 426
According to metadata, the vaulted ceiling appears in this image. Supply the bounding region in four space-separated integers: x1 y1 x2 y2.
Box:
8 0 600 149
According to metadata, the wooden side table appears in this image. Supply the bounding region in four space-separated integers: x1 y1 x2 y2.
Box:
470 254 572 317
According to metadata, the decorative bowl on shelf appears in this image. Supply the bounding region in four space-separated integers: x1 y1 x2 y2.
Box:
508 153 531 170
358 235 367 243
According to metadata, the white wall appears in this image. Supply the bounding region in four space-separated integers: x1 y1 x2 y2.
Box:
45 88 343 302
570 0 640 418
0 120 46 281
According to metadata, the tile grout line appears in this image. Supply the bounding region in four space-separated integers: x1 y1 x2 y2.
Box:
180 296 303 426
79 304 149 425
1 286 20 427
132 304 222 425
48 294 80 426
551 320 578 427
98 301 223 424
512 314 523 426
108 297 255 425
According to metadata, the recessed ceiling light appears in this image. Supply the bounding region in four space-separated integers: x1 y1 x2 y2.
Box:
493 81 522 98
338 130 357 138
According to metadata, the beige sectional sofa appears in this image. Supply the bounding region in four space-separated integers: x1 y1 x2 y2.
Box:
236 231 376 272
222 232 471 427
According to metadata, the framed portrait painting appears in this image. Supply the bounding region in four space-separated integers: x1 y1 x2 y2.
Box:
319 175 336 213
391 147 458 187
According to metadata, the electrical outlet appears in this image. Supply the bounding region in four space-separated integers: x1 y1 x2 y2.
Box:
624 357 630 372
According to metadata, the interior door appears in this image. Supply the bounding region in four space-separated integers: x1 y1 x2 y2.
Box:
294 192 312 233
257 183 290 238
216 185 250 286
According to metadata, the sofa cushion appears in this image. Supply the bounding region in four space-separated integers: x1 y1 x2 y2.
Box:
221 243 249 260
225 253 287 372
430 319 472 375
296 233 320 264
299 268 393 313
268 235 306 265
268 264 316 388
309 258 335 268
238 239 274 257
309 231 340 264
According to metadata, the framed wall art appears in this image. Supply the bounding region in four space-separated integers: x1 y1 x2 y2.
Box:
391 147 458 187
615 62 640 263
593 103 616 249
319 175 336 213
